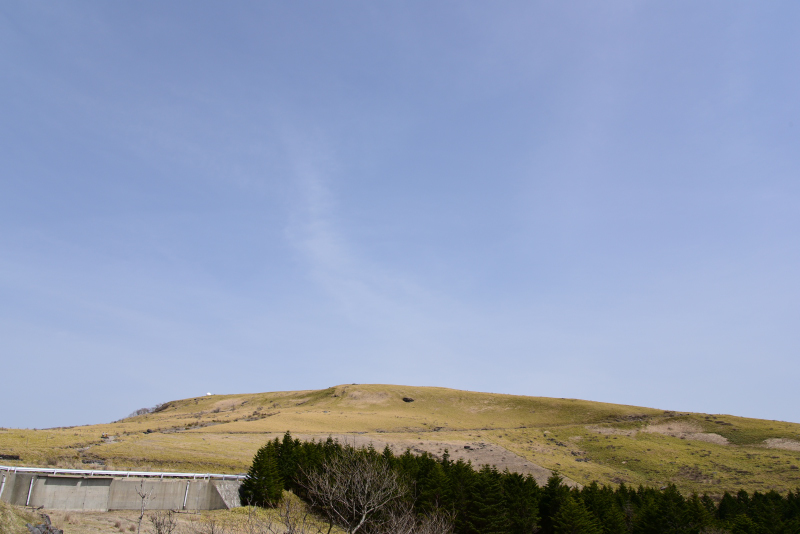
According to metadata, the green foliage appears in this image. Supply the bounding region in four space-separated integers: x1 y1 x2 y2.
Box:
239 432 800 534
466 466 511 534
553 494 602 534
239 440 283 507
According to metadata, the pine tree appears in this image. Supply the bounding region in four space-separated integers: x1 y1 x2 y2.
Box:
418 461 452 513
718 492 741 521
598 505 628 534
240 441 284 507
448 459 477 534
502 471 541 534
552 494 602 534
685 493 713 532
631 485 688 534
277 431 300 486
724 513 758 534
466 466 510 534
539 474 572 534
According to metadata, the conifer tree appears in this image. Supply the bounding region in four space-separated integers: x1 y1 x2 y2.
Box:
718 492 741 521
552 494 602 534
240 440 284 507
539 474 572 534
724 513 758 534
685 493 713 531
447 459 477 534
597 505 628 534
277 431 301 487
631 485 687 534
418 461 453 513
502 471 541 534
466 466 510 534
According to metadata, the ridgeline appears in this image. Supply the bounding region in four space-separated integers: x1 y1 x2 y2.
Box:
1 384 798 496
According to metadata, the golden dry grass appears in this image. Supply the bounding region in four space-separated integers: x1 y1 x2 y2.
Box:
2 384 799 496
0 501 40 534
0 494 343 534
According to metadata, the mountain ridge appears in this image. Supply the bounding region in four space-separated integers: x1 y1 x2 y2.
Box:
2 384 799 496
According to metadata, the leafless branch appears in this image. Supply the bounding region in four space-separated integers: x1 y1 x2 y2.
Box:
381 503 455 534
302 448 407 534
149 510 178 534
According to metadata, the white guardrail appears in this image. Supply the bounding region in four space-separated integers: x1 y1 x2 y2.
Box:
0 465 246 481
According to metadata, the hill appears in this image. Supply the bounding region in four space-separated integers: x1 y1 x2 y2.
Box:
2 384 799 496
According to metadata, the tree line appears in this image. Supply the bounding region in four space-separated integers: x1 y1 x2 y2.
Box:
240 432 800 534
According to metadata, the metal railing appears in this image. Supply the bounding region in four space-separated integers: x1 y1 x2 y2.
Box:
0 465 245 481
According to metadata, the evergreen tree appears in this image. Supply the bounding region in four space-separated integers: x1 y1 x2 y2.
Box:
634 484 688 534
552 494 603 534
597 505 628 534
448 459 477 534
724 513 758 534
539 474 572 534
685 493 713 532
503 471 541 534
632 485 688 534
277 431 301 487
747 490 785 533
418 461 453 512
239 432 800 534
240 440 283 507
581 482 625 534
700 494 717 516
718 492 741 521
466 466 510 534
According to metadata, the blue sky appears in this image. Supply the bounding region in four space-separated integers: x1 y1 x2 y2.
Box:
2 2 798 428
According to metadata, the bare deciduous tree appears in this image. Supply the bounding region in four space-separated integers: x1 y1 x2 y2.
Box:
135 479 152 534
416 509 456 534
225 500 326 534
149 510 178 534
380 501 417 534
193 516 227 534
382 502 455 534
275 497 326 534
302 448 407 534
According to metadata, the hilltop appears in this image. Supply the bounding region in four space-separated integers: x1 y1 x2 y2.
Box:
1 384 799 496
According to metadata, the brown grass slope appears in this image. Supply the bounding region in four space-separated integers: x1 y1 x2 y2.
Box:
1 384 799 496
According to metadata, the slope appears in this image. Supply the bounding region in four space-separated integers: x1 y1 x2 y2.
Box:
1 384 799 496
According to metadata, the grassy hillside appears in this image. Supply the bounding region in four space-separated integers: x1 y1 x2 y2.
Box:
0 500 40 534
1 384 799 497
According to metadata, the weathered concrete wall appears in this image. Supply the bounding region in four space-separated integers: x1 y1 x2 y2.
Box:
33 476 113 511
2 472 35 506
108 479 187 510
213 480 242 509
0 471 241 511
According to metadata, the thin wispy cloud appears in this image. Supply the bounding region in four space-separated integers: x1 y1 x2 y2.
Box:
282 134 445 332
1 2 798 427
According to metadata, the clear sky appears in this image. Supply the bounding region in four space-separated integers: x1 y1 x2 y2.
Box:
2 2 798 428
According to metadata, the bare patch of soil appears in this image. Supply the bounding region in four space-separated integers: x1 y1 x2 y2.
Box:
211 399 246 412
645 421 703 434
340 390 391 406
764 438 800 451
686 433 729 445
255 432 572 487
643 422 729 445
586 425 637 437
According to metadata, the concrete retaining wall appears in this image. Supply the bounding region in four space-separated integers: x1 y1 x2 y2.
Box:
0 470 241 511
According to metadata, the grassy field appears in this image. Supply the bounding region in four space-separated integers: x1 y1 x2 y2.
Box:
2 384 799 497
0 495 342 534
0 500 40 534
